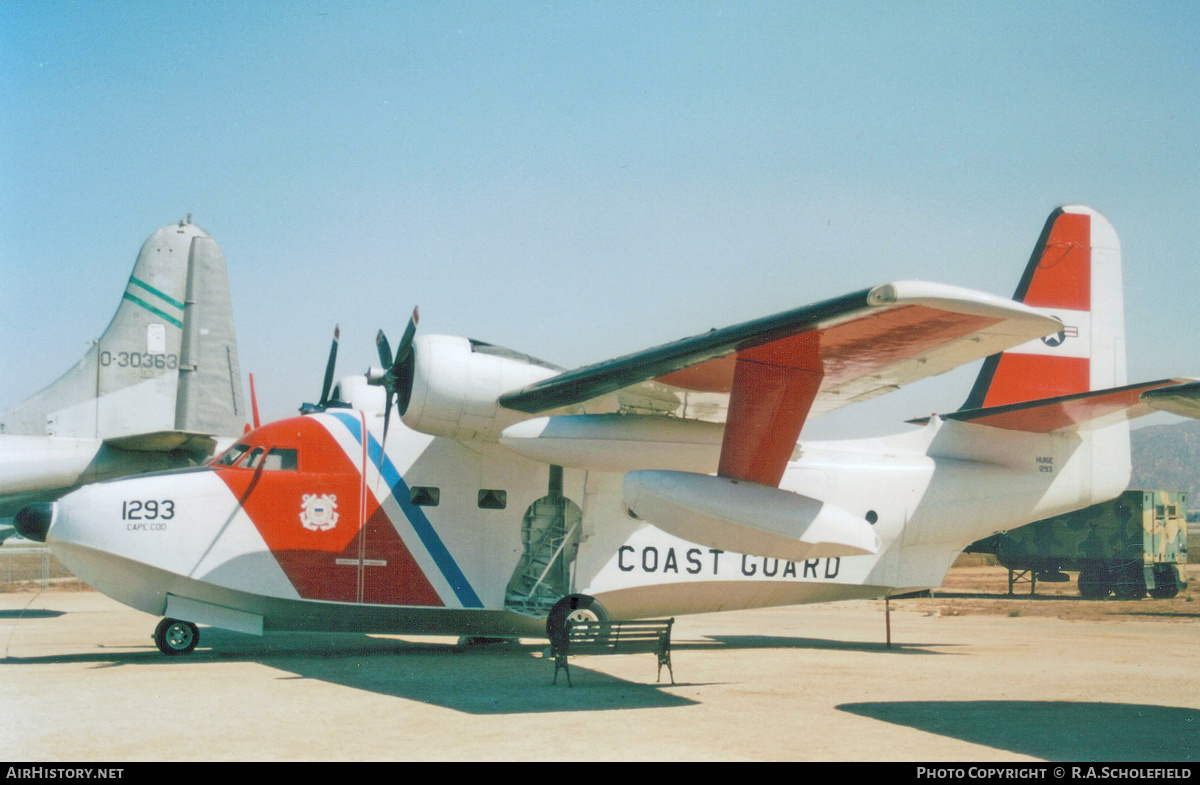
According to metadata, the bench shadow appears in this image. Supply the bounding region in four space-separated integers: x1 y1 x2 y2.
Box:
3 630 697 715
838 700 1199 761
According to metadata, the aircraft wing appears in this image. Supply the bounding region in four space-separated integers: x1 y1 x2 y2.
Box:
500 281 1062 487
500 281 1062 417
103 431 218 456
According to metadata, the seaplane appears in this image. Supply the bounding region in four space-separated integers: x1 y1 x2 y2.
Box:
14 205 1200 655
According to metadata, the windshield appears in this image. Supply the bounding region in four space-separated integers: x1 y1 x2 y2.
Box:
213 443 251 466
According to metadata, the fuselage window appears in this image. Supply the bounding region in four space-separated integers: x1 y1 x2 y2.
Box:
410 487 439 507
214 444 250 467
478 489 507 510
263 448 299 471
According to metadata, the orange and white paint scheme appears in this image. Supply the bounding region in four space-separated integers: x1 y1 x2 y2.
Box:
15 206 1199 654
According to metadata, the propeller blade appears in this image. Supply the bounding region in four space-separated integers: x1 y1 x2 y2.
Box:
376 329 393 371
300 325 343 414
318 325 340 407
393 307 419 367
380 390 395 469
368 306 420 427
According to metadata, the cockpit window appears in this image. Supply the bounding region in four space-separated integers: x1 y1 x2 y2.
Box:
264 448 299 471
243 447 265 470
215 443 300 471
214 444 251 467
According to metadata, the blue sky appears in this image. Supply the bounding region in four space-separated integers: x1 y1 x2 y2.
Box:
3 1 1199 437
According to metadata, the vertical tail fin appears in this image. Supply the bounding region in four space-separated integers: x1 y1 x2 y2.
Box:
0 218 244 440
962 205 1126 410
172 226 245 435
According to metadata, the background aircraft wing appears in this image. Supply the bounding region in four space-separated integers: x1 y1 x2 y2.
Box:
499 281 1064 419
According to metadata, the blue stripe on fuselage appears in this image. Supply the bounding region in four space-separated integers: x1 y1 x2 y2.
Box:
328 412 482 608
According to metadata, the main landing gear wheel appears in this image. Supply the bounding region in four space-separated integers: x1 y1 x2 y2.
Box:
565 599 609 632
547 594 610 646
154 618 199 656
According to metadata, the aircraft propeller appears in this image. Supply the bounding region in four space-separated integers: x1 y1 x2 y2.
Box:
368 307 419 455
299 325 342 414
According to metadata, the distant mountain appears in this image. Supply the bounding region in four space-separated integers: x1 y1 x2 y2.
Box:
1130 420 1200 508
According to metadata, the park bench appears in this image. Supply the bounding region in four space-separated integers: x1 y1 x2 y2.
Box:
551 617 675 687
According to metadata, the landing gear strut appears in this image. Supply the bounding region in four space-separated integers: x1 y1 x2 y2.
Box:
153 618 199 656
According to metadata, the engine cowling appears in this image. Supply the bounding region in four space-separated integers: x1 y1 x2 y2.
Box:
400 335 561 441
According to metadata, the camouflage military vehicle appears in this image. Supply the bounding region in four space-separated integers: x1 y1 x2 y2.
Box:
966 490 1188 599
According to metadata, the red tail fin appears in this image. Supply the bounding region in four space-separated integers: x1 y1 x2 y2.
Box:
962 206 1124 409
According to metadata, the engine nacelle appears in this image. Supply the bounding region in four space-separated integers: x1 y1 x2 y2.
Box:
329 375 387 415
402 335 560 441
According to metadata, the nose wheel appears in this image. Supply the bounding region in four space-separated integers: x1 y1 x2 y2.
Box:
153 618 199 656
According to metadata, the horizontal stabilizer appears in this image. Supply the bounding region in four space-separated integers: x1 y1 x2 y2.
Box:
1140 380 1200 420
623 470 880 562
911 379 1193 433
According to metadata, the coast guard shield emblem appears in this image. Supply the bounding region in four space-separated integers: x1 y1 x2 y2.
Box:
300 494 339 532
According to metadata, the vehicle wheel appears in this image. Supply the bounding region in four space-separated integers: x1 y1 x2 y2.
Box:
1111 563 1146 600
1149 566 1181 599
1077 569 1110 599
154 618 199 655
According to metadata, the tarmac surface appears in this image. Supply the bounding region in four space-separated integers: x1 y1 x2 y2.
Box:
1 567 1197 762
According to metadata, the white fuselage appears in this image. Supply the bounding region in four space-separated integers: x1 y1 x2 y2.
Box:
38 408 1130 638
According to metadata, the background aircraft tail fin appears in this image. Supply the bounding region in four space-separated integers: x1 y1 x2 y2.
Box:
0 218 245 440
961 205 1126 410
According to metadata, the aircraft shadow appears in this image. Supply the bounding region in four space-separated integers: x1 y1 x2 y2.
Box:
687 634 957 655
838 700 1198 761
267 643 698 714
924 591 1086 601
922 592 1200 618
3 630 697 715
0 609 64 619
